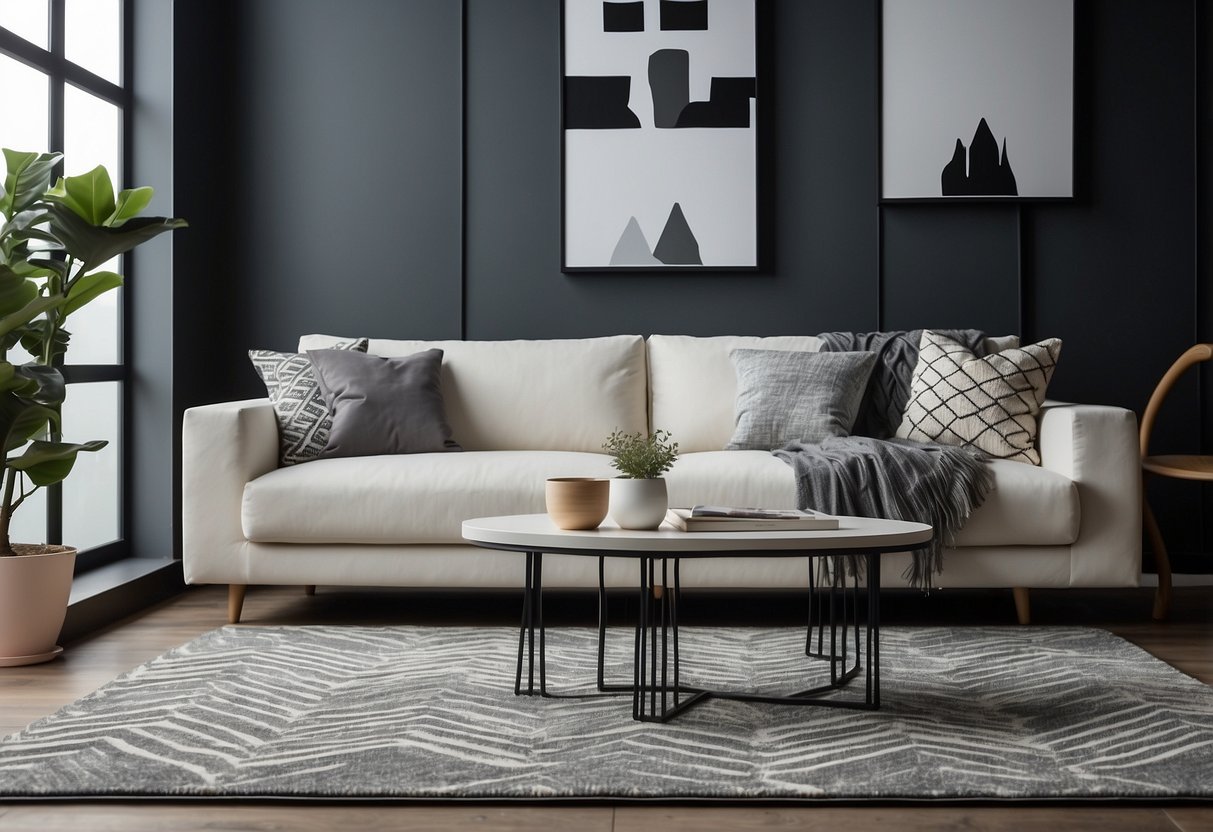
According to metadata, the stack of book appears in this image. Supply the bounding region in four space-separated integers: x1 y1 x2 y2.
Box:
664 505 839 532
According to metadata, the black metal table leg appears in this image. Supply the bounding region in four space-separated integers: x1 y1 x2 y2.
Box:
514 552 529 695
515 545 884 719
633 556 647 719
648 557 656 718
597 555 607 692
829 567 838 685
537 552 547 695
515 550 545 696
672 558 681 708
869 551 881 709
632 556 708 723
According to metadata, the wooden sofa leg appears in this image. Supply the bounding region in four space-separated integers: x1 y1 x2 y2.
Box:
1143 498 1173 621
304 585 316 596
228 584 247 624
1012 587 1030 625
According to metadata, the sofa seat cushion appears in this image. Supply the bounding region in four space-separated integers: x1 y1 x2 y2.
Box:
665 451 804 511
242 450 1079 548
953 458 1078 546
243 451 618 544
665 452 1078 548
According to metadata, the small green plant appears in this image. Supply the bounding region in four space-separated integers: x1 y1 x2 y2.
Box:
602 428 679 479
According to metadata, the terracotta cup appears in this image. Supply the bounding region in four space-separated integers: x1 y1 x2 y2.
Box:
545 477 609 530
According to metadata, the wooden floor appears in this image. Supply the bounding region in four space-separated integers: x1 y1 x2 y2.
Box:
1 583 1211 832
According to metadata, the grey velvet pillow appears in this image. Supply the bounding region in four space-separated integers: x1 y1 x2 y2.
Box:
726 349 878 450
307 348 461 458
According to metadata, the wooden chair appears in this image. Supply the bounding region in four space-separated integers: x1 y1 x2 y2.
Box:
1140 343 1213 620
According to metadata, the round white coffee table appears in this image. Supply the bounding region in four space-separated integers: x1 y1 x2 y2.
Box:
462 513 932 722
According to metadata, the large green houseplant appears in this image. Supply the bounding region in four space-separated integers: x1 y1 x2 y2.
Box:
0 148 186 665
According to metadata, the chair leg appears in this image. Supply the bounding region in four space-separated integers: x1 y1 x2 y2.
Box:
1012 587 1030 625
1143 497 1173 621
228 584 247 624
304 585 316 596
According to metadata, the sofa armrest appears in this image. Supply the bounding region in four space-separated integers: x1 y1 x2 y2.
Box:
182 399 278 585
1038 401 1141 586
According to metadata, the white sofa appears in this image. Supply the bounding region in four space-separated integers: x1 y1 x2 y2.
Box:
182 334 1142 624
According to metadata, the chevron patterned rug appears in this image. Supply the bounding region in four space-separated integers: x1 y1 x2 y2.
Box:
2 625 1212 800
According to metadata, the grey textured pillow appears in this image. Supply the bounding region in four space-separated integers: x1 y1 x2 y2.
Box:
308 348 461 458
249 337 368 466
726 349 878 450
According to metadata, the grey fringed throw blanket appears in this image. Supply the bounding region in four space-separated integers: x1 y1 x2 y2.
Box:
821 329 989 439
773 330 994 589
774 437 992 589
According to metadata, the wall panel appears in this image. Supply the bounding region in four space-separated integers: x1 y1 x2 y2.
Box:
881 207 1020 336
230 0 463 397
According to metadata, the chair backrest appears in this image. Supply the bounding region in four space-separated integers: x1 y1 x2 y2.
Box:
1139 344 1213 457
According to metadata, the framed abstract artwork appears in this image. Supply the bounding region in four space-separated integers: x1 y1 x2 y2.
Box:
561 0 758 272
880 0 1075 202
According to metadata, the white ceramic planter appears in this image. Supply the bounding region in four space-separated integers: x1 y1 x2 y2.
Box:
609 478 668 530
0 545 76 666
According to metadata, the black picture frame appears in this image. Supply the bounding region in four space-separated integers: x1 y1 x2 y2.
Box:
560 0 756 274
878 0 1076 203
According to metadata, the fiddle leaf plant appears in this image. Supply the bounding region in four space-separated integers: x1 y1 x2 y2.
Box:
0 148 187 555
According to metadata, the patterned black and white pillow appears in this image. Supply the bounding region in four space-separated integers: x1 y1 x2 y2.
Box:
249 338 368 466
895 330 1061 465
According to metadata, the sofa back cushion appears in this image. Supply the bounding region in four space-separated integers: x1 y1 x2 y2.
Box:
647 335 822 453
648 333 1019 453
299 334 647 452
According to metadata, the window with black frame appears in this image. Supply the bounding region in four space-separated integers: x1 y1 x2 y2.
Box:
0 1 128 569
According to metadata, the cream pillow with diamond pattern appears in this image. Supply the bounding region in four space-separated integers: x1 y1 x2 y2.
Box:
895 330 1061 465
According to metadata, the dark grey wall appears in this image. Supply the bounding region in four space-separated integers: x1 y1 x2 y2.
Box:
881 207 1021 335
173 0 241 409
167 0 1210 565
232 0 463 353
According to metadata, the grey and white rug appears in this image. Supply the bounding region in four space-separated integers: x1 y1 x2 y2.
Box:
2 625 1212 800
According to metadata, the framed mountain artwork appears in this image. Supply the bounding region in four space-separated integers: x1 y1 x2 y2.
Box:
562 0 758 272
880 0 1075 202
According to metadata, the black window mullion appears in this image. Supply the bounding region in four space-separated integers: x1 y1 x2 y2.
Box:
45 0 66 547
0 39 128 107
0 26 48 69
120 0 131 552
49 0 64 51
48 1 64 160
1 19 128 106
60 366 126 384
64 69 128 109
